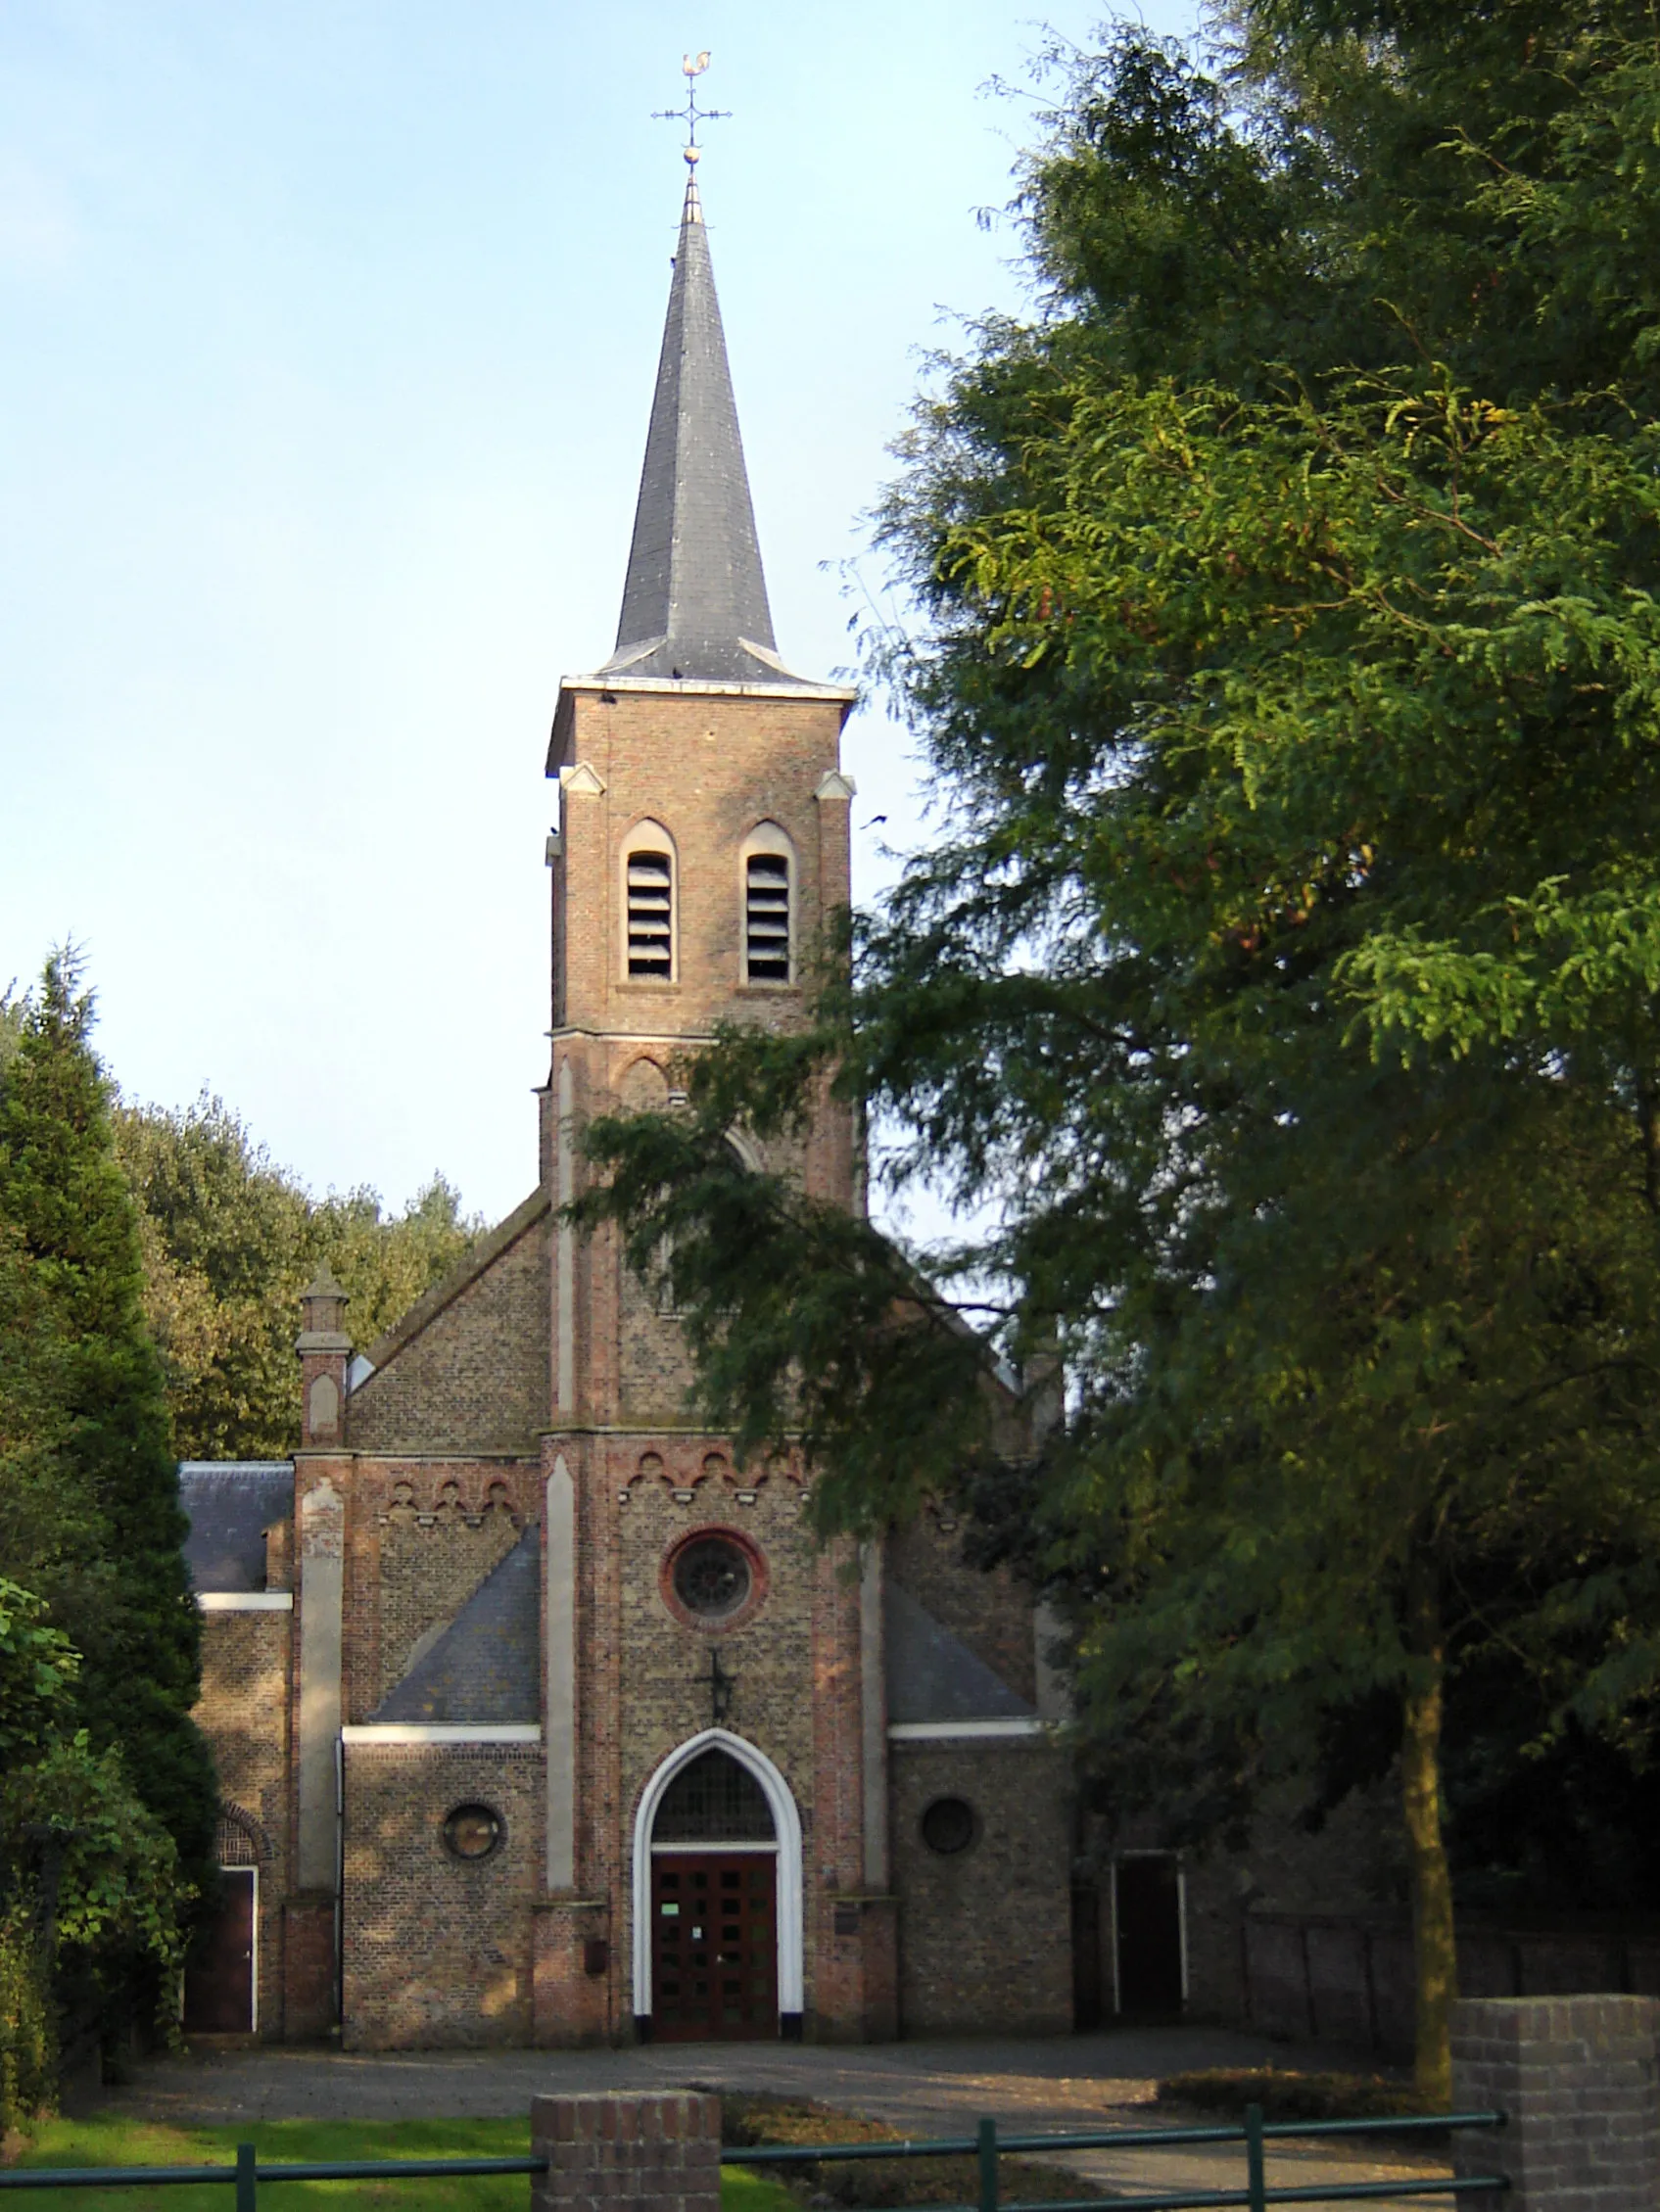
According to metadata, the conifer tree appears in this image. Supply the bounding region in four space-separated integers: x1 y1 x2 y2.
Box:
0 953 215 1888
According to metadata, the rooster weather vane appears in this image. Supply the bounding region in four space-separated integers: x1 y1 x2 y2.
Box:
653 51 730 167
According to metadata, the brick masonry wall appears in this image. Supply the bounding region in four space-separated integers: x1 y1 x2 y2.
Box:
373 1482 525 1706
889 1741 1072 2035
531 2090 722 2212
349 1216 550 1453
888 1513 1038 1707
1451 1994 1660 2212
553 690 850 1042
612 1465 823 2011
282 1899 335 2041
1157 1777 1403 2028
193 1611 293 2037
342 1743 544 2048
617 1255 702 1430
1100 1777 1404 2031
336 1458 541 1724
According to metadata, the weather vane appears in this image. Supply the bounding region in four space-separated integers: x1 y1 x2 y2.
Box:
653 52 730 167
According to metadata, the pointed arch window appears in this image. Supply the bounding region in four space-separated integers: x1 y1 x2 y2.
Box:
740 823 795 986
623 824 677 982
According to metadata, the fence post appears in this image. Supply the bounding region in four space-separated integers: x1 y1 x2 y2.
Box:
1244 2102 1265 2212
530 2090 722 2212
235 2141 257 2212
1450 1994 1660 2212
977 2117 998 2212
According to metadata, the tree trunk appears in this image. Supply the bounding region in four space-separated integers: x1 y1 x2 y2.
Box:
1402 1553 1455 2106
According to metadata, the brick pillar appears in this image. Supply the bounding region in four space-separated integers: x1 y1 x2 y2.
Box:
1451 1995 1660 2212
296 1265 351 1447
531 2091 721 2212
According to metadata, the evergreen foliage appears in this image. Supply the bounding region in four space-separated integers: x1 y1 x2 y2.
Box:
573 0 1660 2095
0 954 215 1893
114 1096 481 1460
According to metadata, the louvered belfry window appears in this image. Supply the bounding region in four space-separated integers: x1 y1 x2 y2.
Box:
744 853 790 982
627 850 674 978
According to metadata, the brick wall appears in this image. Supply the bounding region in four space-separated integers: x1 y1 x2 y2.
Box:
337 1458 541 1723
612 1465 823 2015
531 2090 721 2212
552 690 849 1041
373 1481 525 1706
349 1213 550 1453
1100 1777 1404 2030
1452 1994 1660 2212
889 1740 1072 2035
888 1512 1038 1707
193 1611 292 2038
617 1263 702 1429
342 1742 544 2048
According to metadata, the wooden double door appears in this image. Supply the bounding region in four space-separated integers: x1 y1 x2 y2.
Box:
650 1852 778 2040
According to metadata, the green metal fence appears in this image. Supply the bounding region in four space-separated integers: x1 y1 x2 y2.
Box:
727 2108 1509 2212
0 2103 1507 2210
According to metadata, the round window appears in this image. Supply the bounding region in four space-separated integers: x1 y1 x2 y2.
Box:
672 1534 753 1622
443 1803 503 1862
921 1797 977 1857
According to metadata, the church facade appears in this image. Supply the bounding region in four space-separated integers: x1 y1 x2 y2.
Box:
178 164 1078 2049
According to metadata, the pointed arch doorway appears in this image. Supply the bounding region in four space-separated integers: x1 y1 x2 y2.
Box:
634 1728 803 2041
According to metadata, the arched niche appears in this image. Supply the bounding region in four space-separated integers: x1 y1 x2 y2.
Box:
617 1056 671 1112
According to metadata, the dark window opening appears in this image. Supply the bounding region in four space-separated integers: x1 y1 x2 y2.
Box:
744 854 790 982
444 1803 504 1862
672 1534 752 1621
654 1749 775 1842
628 851 673 977
921 1796 977 1856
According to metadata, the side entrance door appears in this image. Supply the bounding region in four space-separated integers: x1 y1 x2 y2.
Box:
1115 1854 1184 2016
650 1853 777 2040
182 1867 256 2034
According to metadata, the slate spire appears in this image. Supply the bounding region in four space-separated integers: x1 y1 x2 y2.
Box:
604 165 799 684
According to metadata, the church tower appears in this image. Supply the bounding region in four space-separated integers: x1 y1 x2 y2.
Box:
174 133 1074 2060
536 156 889 2044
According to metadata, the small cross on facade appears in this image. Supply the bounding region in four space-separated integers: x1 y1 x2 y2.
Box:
708 1645 735 1726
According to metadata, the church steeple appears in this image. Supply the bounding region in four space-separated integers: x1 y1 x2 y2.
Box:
602 164 800 685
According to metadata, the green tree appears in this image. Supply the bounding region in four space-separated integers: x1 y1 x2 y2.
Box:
115 1095 481 1460
0 954 216 1895
572 1 1660 2098
0 1584 190 2134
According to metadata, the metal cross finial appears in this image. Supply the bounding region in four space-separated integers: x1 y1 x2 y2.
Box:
653 51 731 167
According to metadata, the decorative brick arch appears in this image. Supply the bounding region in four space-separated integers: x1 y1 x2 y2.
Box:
215 1800 274 1865
631 1727 804 2024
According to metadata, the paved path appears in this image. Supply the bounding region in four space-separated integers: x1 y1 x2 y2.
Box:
110 2030 1459 2202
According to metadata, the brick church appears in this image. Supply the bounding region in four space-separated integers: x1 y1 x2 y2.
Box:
176 156 1084 2049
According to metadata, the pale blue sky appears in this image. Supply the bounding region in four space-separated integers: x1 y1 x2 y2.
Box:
0 1 1193 1225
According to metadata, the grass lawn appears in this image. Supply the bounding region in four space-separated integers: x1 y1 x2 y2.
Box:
4 2113 802 2212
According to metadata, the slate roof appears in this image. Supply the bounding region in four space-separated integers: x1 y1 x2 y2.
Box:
371 1528 542 1725
883 1578 1035 1723
177 1462 294 1593
603 173 803 687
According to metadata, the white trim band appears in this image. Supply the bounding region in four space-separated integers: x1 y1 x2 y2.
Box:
887 1718 1050 1741
340 1724 543 1745
197 1591 294 1612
